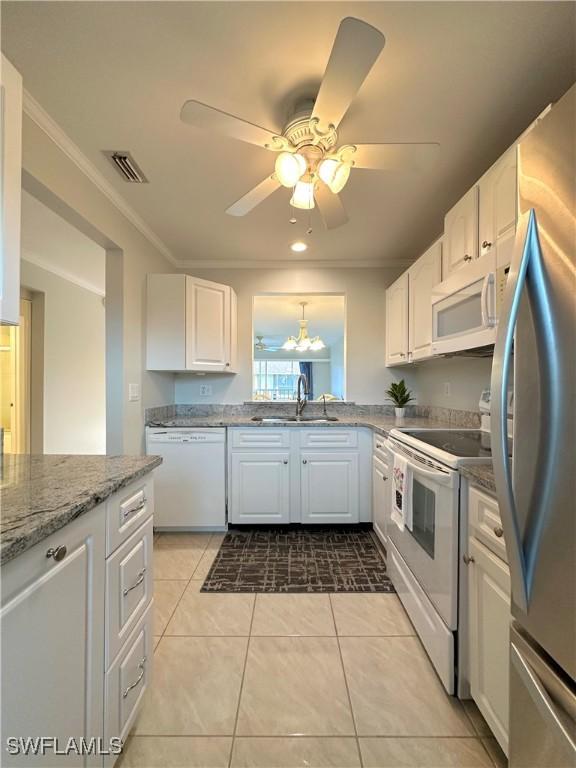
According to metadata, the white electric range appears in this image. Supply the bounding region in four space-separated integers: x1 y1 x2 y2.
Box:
383 394 512 696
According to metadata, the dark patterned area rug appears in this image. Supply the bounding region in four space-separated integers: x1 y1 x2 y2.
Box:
201 528 394 593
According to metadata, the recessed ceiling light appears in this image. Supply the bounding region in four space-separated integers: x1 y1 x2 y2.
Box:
291 241 308 253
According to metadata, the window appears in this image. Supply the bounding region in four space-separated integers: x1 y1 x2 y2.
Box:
253 360 303 401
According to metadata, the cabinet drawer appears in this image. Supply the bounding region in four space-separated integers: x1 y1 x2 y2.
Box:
106 517 153 667
105 601 153 752
299 429 358 449
230 428 290 449
373 433 388 463
106 476 154 555
468 485 507 562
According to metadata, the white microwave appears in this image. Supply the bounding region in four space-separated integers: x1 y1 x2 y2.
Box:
431 258 501 354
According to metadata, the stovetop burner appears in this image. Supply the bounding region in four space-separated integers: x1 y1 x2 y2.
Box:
399 429 511 458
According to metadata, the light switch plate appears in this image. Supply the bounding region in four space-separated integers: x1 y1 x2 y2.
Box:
128 383 140 402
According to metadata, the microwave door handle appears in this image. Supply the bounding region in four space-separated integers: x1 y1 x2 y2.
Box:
491 211 532 612
481 273 495 327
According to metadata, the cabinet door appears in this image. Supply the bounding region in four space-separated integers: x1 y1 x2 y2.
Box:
0 55 23 325
479 146 517 261
1 509 106 766
408 239 442 361
385 272 409 366
230 452 290 524
443 186 479 276
372 455 389 546
468 536 511 755
146 274 186 370
185 277 231 371
300 452 359 524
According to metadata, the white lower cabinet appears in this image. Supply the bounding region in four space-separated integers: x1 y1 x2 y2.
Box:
230 451 291 524
0 475 155 767
372 454 389 546
468 535 511 755
228 428 368 524
300 452 359 524
1 510 106 767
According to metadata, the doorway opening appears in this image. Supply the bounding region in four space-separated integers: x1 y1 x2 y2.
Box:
0 299 31 453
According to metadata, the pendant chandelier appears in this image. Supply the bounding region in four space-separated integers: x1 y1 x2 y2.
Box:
282 302 326 352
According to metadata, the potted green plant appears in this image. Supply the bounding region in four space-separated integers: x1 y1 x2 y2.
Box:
386 379 414 420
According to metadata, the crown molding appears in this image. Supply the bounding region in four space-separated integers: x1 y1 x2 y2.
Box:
22 90 177 266
22 248 106 297
174 258 414 270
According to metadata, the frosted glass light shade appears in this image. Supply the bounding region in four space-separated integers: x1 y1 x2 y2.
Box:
318 158 351 194
275 152 306 188
290 181 315 210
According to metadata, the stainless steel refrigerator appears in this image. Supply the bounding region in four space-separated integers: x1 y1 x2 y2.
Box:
491 83 576 766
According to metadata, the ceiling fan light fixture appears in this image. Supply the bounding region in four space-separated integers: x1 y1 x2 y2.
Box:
290 181 315 210
319 158 351 194
275 151 307 188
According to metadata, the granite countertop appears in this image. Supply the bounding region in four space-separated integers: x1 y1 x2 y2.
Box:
145 414 452 437
0 454 162 566
460 463 497 495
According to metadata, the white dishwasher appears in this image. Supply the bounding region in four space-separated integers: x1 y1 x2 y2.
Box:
146 427 226 530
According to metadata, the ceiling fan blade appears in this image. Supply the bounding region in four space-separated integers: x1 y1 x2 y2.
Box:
180 100 279 149
315 182 349 229
351 143 440 172
312 17 385 131
226 175 281 216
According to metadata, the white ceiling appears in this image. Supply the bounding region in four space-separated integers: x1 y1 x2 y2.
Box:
3 2 575 267
21 191 106 295
254 294 345 348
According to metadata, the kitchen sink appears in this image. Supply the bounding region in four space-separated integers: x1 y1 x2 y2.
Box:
251 416 339 423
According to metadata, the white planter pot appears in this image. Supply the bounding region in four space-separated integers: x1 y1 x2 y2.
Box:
395 407 406 419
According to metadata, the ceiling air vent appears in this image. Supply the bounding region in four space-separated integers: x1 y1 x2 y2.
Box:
103 151 148 183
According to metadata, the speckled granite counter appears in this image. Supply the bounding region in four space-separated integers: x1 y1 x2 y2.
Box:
0 454 162 565
460 463 497 495
145 413 454 436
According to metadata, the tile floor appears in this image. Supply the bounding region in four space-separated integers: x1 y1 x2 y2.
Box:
119 532 508 768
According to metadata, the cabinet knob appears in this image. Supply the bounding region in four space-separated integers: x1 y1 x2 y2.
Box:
376 443 383 449
302 460 307 465
46 545 67 562
463 554 475 565
464 254 472 262
226 362 230 367
283 460 288 465
382 475 388 481
482 240 493 250
493 526 504 538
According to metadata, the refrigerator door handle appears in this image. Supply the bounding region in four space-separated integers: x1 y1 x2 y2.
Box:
511 642 576 753
491 211 533 612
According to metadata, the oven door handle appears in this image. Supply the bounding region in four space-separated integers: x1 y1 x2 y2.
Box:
386 446 454 484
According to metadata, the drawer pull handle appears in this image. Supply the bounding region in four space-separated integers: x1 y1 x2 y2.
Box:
493 526 504 538
123 497 146 519
123 568 147 596
122 657 146 699
46 545 67 562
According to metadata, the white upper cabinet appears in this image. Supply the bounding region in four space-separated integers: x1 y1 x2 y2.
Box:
1 55 23 325
479 146 517 261
385 272 409 366
408 238 442 361
146 274 237 372
443 185 479 277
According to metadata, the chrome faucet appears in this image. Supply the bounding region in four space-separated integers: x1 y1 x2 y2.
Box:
296 374 309 417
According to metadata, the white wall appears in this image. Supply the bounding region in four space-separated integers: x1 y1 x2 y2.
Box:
329 337 345 399
21 260 106 453
174 267 406 404
410 356 494 411
22 115 175 453
312 361 332 399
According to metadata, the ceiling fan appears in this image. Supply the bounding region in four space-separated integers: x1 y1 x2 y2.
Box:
181 17 439 229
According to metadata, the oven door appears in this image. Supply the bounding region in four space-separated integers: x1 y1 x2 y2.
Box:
431 259 497 355
385 438 460 629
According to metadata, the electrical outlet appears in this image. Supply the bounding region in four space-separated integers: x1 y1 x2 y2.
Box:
444 382 452 397
199 384 212 397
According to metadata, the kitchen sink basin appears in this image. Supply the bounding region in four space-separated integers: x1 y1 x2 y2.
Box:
251 416 339 423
